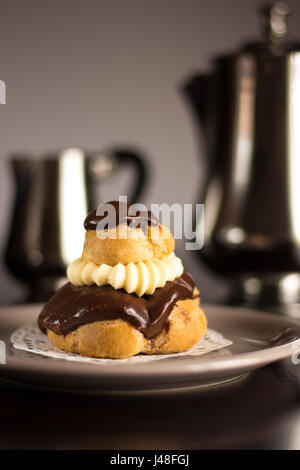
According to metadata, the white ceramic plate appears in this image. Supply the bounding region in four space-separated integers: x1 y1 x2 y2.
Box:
0 303 300 392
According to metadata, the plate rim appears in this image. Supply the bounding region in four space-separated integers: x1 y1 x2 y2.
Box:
1 302 300 380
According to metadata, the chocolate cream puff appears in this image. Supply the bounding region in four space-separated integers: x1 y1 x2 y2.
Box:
38 201 207 358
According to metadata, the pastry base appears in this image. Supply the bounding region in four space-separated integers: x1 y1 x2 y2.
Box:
47 299 207 359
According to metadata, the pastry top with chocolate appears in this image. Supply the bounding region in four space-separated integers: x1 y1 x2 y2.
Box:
82 201 174 266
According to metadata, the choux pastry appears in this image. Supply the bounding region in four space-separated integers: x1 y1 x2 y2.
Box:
38 201 207 359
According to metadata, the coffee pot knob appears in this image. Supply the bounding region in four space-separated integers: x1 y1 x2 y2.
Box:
260 1 290 43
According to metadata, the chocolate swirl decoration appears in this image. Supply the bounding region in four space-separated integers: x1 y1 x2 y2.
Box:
84 201 158 232
38 272 196 340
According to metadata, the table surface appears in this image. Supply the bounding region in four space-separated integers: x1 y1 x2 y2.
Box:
0 357 300 450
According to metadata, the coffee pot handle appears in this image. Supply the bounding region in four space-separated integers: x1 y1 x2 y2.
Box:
113 148 148 203
88 147 149 204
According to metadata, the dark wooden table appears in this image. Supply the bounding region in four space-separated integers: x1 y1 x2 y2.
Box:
0 358 300 450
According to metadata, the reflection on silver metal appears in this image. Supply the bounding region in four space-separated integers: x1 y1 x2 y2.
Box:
244 278 262 297
279 273 300 304
89 153 117 180
287 53 300 243
239 273 300 309
0 341 6 365
261 1 290 43
58 148 87 265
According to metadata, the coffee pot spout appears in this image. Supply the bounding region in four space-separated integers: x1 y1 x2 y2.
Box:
182 73 214 133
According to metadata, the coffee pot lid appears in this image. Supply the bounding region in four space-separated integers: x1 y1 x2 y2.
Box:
216 1 300 61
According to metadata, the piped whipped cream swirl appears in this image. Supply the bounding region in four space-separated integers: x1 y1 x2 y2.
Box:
67 253 184 297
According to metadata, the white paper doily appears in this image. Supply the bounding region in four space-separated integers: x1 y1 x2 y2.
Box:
11 324 232 365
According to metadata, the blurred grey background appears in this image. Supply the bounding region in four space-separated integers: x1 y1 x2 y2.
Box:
1 0 300 304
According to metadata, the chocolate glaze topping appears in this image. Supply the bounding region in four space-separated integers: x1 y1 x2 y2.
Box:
38 272 195 339
84 201 158 231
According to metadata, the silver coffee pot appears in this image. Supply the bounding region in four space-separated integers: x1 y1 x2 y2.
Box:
184 1 300 311
5 147 148 301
